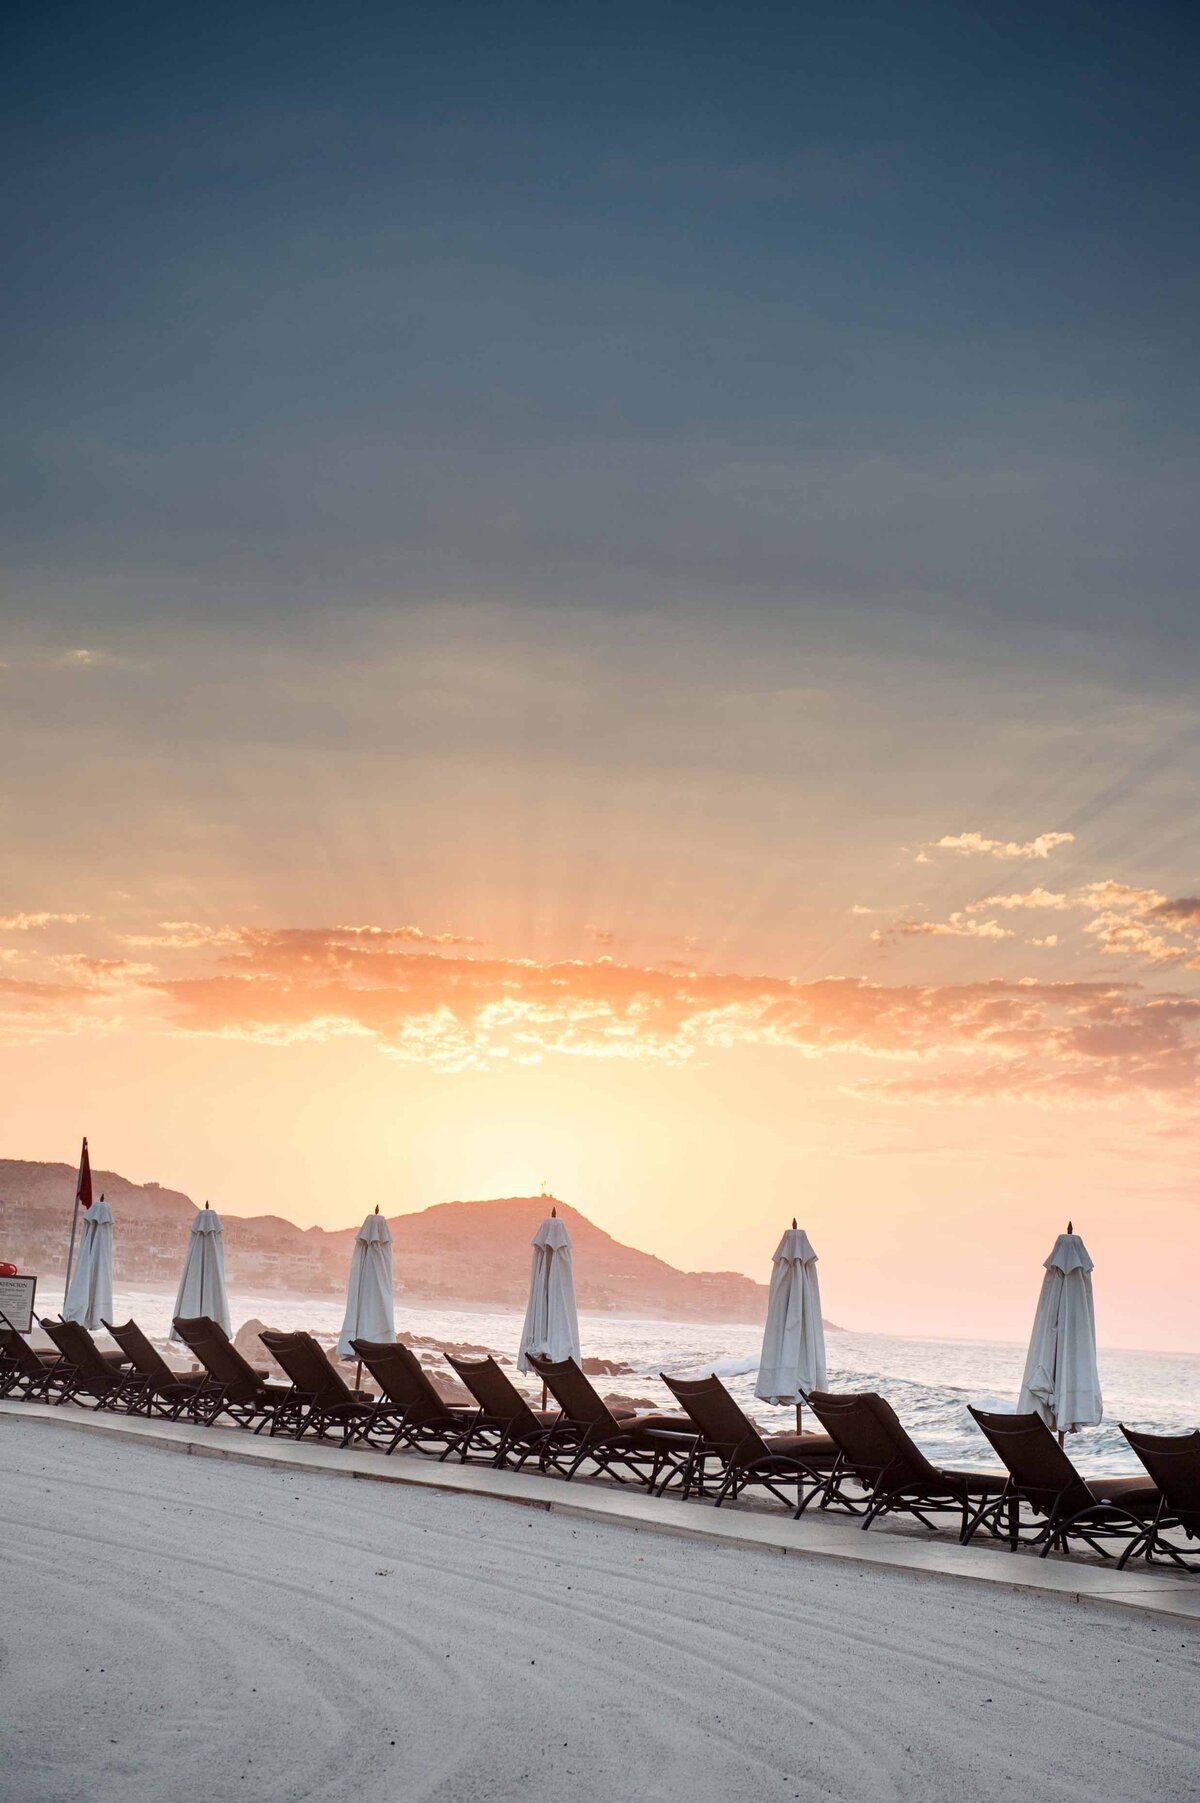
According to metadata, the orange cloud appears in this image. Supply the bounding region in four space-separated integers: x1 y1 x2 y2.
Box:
887 914 1015 941
1153 896 1200 927
0 964 139 1043
134 927 1200 1103
5 909 1200 1107
931 830 1075 860
0 910 91 931
964 886 1071 912
123 920 477 951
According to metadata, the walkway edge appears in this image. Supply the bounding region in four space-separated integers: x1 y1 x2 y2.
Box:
5 1399 1198 1628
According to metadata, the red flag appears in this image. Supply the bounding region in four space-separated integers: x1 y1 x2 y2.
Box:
76 1136 92 1211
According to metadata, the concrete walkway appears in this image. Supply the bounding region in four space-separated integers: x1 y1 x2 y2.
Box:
4 1397 1198 1626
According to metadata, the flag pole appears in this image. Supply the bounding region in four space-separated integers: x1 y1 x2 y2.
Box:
63 1136 91 1304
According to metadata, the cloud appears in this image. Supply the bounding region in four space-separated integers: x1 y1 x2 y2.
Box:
964 887 1070 913
1151 897 1200 927
0 961 144 1043
5 908 1200 1108
886 914 1016 941
931 831 1075 860
1079 880 1163 912
123 920 477 951
0 910 91 931
931 877 1200 967
136 926 1200 1105
1082 914 1189 964
47 954 156 987
121 922 250 950
864 993 1200 1107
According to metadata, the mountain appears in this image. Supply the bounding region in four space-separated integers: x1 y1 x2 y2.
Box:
0 1159 839 1326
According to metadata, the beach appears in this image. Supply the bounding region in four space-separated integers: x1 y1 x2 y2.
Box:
4 1417 1198 1803
38 1283 1200 1476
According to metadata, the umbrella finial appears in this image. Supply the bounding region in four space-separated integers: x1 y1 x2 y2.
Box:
205 1199 210 1209
374 1203 380 1214
792 1217 797 1230
551 1205 557 1217
1067 1219 1073 1234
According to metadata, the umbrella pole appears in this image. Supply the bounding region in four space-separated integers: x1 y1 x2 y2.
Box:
796 1401 803 1434
63 1195 82 1304
541 1380 548 1409
1057 1430 1065 1448
355 1359 363 1396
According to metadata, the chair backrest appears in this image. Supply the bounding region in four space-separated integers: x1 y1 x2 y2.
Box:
448 1354 542 1433
104 1319 173 1383
351 1340 456 1425
260 1331 355 1406
1122 1426 1200 1534
661 1372 770 1465
807 1391 939 1491
40 1317 114 1377
0 1321 48 1376
527 1355 621 1431
968 1407 1092 1516
172 1316 266 1402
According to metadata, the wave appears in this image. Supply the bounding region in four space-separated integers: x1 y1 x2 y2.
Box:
674 1352 760 1382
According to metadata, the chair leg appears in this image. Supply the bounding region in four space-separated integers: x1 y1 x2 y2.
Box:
712 1467 737 1509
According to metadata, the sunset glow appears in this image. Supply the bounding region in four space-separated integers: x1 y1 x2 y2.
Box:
4 2 1198 1358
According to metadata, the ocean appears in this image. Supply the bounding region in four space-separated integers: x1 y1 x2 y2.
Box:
36 1282 1200 1476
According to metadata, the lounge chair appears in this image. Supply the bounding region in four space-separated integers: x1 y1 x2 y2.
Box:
258 1330 375 1443
1118 1426 1200 1572
37 1317 140 1411
102 1318 213 1420
807 1390 1008 1535
172 1315 293 1430
0 1315 70 1402
527 1355 697 1488
446 1353 573 1468
659 1371 844 1511
964 1407 1160 1558
350 1339 477 1457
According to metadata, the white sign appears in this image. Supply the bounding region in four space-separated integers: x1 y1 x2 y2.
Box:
0 1274 37 1334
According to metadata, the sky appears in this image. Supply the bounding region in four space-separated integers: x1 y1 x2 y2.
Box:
3 1 1200 1351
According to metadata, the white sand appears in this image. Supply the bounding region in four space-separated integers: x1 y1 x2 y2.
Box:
2 1418 1198 1803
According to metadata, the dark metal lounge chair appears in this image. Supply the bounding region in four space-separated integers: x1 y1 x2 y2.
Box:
172 1315 293 1430
807 1390 1009 1535
527 1355 697 1489
350 1339 477 1457
37 1317 139 1411
445 1353 572 1468
102 1318 213 1420
1117 1427 1200 1572
658 1371 844 1512
0 1315 70 1402
258 1330 375 1443
964 1407 1160 1558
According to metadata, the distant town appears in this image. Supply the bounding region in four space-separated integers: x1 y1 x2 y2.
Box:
0 1158 838 1326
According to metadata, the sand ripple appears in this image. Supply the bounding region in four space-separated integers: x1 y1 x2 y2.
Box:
2 1419 1198 1803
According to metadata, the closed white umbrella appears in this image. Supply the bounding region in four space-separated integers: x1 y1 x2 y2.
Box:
755 1219 828 1432
337 1206 395 1360
1017 1222 1102 1441
517 1208 580 1400
62 1194 113 1330
170 1202 231 1340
